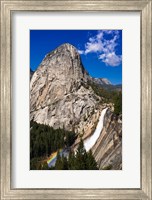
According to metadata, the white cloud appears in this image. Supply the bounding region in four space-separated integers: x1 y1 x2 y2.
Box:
79 30 122 67
77 50 84 54
99 54 106 59
85 41 103 54
96 31 103 39
99 52 122 67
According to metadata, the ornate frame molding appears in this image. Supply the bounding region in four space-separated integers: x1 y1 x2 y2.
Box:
0 0 151 199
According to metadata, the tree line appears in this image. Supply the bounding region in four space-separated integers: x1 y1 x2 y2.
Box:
54 139 98 170
30 121 99 170
30 121 76 159
31 137 98 170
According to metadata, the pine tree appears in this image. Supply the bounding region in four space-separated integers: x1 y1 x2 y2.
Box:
41 162 49 170
86 150 98 170
114 91 122 115
68 151 76 170
75 139 87 170
62 156 68 170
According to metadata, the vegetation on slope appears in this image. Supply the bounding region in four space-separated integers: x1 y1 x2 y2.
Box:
30 122 98 170
88 81 122 115
54 139 98 170
30 120 76 159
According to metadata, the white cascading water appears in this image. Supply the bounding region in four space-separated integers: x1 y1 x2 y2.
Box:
84 107 108 152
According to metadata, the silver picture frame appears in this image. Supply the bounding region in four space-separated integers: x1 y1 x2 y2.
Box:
0 0 151 199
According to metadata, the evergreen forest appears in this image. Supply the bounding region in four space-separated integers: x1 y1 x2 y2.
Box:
30 121 98 170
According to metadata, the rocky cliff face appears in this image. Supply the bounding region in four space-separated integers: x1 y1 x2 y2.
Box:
30 43 101 135
91 109 122 170
93 78 112 85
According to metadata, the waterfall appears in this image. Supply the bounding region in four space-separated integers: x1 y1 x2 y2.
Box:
47 108 108 167
84 107 108 152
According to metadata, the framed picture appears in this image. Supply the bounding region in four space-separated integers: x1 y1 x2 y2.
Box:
0 0 151 199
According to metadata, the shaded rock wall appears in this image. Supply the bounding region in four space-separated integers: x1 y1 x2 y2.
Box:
92 109 122 170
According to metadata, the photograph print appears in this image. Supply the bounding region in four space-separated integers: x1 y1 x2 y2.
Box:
30 30 122 170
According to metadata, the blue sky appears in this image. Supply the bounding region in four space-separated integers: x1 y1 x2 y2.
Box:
30 30 122 84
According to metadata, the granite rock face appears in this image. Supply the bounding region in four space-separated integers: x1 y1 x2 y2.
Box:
30 43 101 134
93 78 112 85
91 109 122 170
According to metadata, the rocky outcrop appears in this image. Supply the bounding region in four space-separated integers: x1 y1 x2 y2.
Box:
30 43 101 135
93 78 112 85
91 108 122 170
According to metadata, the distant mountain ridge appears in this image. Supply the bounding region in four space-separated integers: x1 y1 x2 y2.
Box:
92 77 122 92
93 77 112 85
